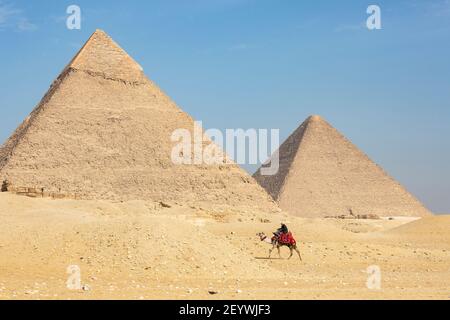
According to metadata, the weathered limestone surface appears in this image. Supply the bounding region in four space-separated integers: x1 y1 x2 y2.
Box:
0 30 277 212
254 115 431 217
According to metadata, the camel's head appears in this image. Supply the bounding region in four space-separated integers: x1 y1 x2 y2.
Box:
256 232 267 241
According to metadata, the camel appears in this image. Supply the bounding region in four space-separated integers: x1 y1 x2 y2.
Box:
257 232 302 261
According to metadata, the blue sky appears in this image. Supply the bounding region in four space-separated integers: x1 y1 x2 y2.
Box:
0 0 449 213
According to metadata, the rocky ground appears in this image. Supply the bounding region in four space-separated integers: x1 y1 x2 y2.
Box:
0 193 449 300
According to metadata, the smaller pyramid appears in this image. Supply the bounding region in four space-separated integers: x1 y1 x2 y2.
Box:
253 115 431 218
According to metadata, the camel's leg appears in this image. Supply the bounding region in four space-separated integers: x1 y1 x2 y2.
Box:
277 246 281 259
288 247 293 260
268 245 275 259
294 246 302 261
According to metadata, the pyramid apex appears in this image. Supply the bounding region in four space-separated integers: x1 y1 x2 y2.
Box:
80 29 112 50
308 115 324 122
67 29 145 83
90 29 111 39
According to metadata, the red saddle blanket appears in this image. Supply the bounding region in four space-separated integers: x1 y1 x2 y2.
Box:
273 232 296 245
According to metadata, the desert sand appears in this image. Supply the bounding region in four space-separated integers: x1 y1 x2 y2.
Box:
0 192 448 300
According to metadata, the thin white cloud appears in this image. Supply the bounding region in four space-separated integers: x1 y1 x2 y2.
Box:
0 1 37 31
408 0 450 17
51 14 67 24
0 2 19 25
431 0 450 16
17 17 37 31
228 43 250 52
334 22 365 33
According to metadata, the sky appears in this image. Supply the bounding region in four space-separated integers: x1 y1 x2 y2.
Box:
0 0 449 213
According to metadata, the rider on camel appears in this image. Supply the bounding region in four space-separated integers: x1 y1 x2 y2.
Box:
274 223 289 238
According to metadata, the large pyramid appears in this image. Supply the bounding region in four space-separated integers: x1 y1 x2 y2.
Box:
253 115 431 217
0 30 277 212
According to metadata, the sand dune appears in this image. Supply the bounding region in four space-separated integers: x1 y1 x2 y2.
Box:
384 215 450 245
0 193 448 300
388 215 450 235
